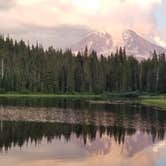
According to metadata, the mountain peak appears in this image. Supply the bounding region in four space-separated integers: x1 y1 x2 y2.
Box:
122 30 166 59
71 31 113 53
71 30 166 59
122 29 138 41
123 29 136 34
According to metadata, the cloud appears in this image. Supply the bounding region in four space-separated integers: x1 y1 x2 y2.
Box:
154 0 166 42
17 0 162 35
0 0 165 47
154 36 166 48
66 0 162 36
1 24 92 49
0 0 16 10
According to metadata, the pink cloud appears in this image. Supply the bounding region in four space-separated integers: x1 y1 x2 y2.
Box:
0 0 165 46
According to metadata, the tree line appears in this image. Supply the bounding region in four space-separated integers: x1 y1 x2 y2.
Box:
0 35 166 93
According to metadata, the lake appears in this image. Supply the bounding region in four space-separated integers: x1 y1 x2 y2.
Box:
0 97 166 166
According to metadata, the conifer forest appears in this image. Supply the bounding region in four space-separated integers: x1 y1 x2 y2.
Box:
0 35 166 93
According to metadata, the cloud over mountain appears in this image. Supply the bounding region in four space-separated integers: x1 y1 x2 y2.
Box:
0 0 165 48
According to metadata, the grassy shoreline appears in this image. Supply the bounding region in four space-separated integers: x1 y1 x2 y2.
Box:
0 93 102 99
140 98 166 109
0 91 141 99
0 92 165 109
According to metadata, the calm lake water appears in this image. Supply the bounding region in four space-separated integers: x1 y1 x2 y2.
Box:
0 97 166 166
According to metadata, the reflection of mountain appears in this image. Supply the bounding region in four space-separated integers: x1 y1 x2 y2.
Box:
0 121 135 152
71 133 112 155
0 99 166 156
123 131 154 157
0 121 165 155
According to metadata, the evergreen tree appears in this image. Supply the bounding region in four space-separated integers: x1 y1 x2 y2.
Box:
0 35 165 93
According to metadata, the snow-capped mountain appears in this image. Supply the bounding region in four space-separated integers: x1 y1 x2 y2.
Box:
122 30 166 59
71 31 113 54
71 29 166 59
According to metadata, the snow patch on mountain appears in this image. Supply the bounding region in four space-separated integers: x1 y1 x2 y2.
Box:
71 31 113 54
71 29 166 59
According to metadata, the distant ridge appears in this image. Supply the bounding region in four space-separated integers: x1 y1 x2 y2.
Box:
71 29 166 59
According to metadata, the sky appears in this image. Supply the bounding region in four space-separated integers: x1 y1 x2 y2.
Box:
0 0 166 48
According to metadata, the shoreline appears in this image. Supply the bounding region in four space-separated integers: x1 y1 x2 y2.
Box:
0 93 165 110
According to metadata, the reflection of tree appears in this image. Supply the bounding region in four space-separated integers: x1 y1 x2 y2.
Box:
0 121 134 152
0 99 166 153
0 121 165 153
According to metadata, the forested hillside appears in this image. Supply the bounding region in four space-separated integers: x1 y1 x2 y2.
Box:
0 35 166 93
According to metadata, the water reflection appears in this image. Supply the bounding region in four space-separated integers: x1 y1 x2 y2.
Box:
0 114 165 155
0 121 137 152
0 98 165 166
0 121 165 166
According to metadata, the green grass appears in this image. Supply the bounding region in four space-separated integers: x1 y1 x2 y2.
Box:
0 91 141 99
0 92 166 110
0 93 102 99
141 98 166 109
